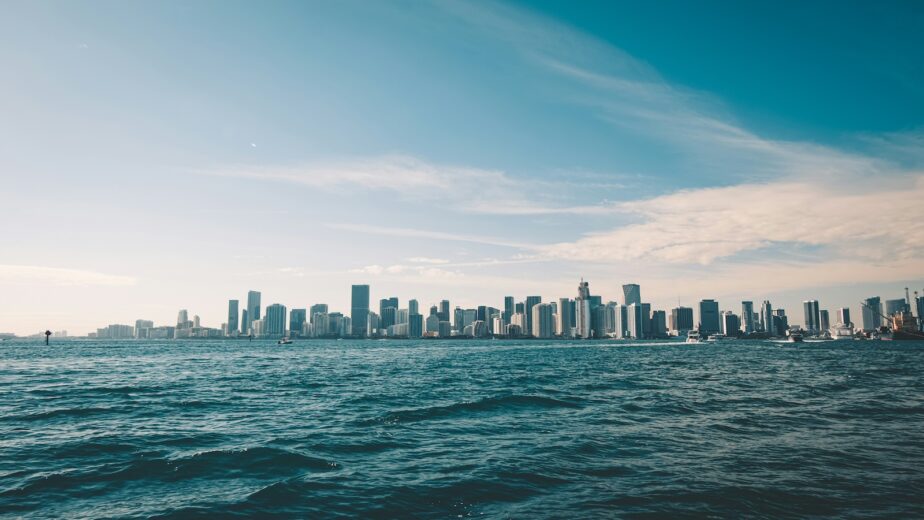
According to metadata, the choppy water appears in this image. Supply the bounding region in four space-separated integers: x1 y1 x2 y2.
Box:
2 338 924 518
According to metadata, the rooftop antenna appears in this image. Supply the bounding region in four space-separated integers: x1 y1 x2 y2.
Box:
44 330 51 345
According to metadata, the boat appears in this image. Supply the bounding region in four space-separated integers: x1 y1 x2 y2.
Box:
706 333 729 341
829 324 855 340
277 337 293 345
685 330 701 343
884 311 924 341
786 328 804 342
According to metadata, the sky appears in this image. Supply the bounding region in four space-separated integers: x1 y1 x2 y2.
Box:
1 0 923 335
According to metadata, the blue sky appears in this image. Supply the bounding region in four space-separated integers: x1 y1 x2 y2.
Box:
1 0 922 334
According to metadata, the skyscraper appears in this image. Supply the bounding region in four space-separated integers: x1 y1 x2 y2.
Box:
176 309 188 328
289 308 307 337
819 309 830 332
351 285 370 337
761 300 773 335
379 298 398 329
246 290 261 334
721 311 740 336
861 297 882 331
575 279 592 338
227 300 239 335
622 284 641 306
670 306 694 334
885 298 907 316
803 300 821 333
525 296 542 335
408 299 419 316
626 303 644 339
530 303 554 338
916 294 924 332
439 300 450 322
265 303 287 338
698 299 721 334
309 303 328 323
650 310 667 338
837 307 852 327
741 301 755 333
503 296 515 325
557 298 573 337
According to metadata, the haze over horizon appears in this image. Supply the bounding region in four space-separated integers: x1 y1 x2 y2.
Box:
2 0 923 335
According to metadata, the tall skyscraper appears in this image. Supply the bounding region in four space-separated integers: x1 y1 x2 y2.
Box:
351 285 370 337
176 309 188 328
227 300 239 335
803 300 821 332
721 311 740 336
741 301 755 333
626 303 644 339
670 306 694 334
379 298 398 329
650 310 667 338
241 309 248 335
408 299 419 316
761 300 773 335
819 309 830 332
916 294 924 332
265 303 287 338
246 290 261 334
289 308 307 337
309 303 328 323
530 303 554 338
525 296 542 335
837 307 852 327
861 296 882 331
503 296 515 325
439 300 450 322
698 299 721 334
575 280 592 338
622 284 641 306
557 298 573 337
885 298 907 316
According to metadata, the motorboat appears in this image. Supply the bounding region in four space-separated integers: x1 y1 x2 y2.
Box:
685 330 701 343
277 337 293 345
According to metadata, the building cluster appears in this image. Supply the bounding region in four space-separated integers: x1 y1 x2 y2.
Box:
86 281 924 340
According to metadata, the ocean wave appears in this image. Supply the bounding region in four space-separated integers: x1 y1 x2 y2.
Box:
368 394 581 424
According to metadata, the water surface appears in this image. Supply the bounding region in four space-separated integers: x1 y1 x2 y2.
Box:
2 339 923 518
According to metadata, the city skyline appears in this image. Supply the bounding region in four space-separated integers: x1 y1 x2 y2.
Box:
2 1 923 335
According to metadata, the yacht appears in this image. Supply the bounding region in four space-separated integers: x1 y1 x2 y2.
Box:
277 337 293 345
829 324 855 340
786 329 804 342
686 330 701 343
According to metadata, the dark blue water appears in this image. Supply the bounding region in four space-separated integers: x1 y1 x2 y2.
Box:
2 339 923 518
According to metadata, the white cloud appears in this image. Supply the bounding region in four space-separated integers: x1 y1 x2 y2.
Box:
0 265 136 287
407 256 450 264
350 264 463 280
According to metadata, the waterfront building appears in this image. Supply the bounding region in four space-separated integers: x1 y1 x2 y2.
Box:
614 304 629 338
819 310 830 332
803 300 821 333
380 307 397 331
408 299 419 317
698 299 721 335
251 319 265 338
438 320 451 338
741 301 755 333
439 300 450 322
622 284 641 306
772 309 788 336
861 297 882 331
492 316 504 335
246 290 261 334
511 312 527 334
503 296 515 325
837 307 852 327
425 313 439 335
721 311 740 337
351 285 370 337
462 309 477 331
670 306 694 335
176 309 189 329
366 312 381 336
227 300 239 335
241 309 248 334
453 307 464 331
575 279 593 338
650 310 667 338
134 319 153 339
916 294 924 331
531 303 555 339
885 298 908 316
309 304 328 324
761 300 773 335
289 308 307 338
626 303 644 339
525 296 542 335
265 304 287 338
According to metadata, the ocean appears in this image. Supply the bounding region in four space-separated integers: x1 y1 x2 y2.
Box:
2 338 923 518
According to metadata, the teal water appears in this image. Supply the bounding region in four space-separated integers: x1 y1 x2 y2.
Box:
2 339 923 518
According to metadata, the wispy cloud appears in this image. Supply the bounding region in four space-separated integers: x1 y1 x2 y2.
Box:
0 265 136 287
326 222 536 249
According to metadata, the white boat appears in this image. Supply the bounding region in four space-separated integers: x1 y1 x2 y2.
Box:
829 324 855 340
277 337 293 345
686 330 701 343
706 333 730 341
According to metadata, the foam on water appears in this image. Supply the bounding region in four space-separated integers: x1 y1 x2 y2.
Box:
2 338 924 517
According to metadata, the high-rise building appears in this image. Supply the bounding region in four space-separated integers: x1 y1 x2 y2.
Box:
626 303 644 339
439 300 450 322
309 304 328 323
772 309 788 336
650 310 667 338
557 298 574 337
622 284 641 306
265 304 287 338
227 300 239 335
698 299 721 334
885 298 908 316
503 296 515 325
525 296 542 335
575 279 592 338
351 285 370 337
916 294 924 332
408 299 419 316
741 301 755 334
177 309 189 328
245 291 261 334
721 311 740 336
803 300 821 333
289 308 307 337
861 297 882 331
531 303 555 338
819 309 830 332
453 307 464 331
241 309 248 335
761 300 773 335
670 306 694 334
134 319 153 339
367 312 381 336
408 314 423 338
381 307 397 330
837 307 852 327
